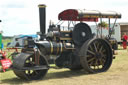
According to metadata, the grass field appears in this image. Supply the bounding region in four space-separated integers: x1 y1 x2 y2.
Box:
2 39 12 48
0 46 128 85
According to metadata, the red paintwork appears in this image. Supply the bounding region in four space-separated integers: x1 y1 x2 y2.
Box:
0 59 12 72
0 51 12 72
58 9 98 22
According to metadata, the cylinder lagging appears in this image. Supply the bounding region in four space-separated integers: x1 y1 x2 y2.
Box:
35 41 75 55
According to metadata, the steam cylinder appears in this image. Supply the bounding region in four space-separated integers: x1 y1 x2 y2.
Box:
35 41 74 55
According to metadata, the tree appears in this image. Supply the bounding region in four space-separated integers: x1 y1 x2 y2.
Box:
98 21 108 28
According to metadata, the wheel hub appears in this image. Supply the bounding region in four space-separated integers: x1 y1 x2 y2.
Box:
81 32 86 37
95 53 102 59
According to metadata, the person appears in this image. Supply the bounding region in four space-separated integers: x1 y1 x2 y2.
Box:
122 33 128 49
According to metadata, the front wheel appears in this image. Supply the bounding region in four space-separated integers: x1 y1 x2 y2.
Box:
13 52 48 80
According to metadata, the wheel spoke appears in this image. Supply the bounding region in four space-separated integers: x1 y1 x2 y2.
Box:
101 58 106 64
102 55 106 59
28 70 31 74
96 43 100 49
89 45 93 51
94 43 98 52
99 46 103 53
87 50 95 55
99 59 104 66
35 71 38 74
102 49 106 53
87 55 92 58
87 57 95 63
94 66 96 69
97 65 100 69
89 61 94 66
95 59 98 69
101 54 107 60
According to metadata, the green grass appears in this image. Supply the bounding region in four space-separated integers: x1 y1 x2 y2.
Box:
2 39 12 48
0 46 128 85
1 39 15 60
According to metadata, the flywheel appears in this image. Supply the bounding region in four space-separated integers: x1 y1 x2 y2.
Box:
72 23 92 46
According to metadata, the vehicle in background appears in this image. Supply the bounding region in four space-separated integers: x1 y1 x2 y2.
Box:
7 34 38 48
91 22 128 45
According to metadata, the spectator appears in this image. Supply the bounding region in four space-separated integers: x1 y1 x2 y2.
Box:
122 33 128 49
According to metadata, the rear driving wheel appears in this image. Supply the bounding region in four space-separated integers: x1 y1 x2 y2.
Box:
80 38 113 73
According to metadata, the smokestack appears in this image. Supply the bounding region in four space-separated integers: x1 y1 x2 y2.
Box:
38 4 46 40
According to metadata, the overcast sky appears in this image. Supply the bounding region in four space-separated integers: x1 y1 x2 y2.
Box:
0 0 128 36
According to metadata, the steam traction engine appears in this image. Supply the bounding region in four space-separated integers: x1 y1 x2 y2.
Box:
12 4 121 80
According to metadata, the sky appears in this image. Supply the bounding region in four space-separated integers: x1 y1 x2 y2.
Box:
0 0 128 36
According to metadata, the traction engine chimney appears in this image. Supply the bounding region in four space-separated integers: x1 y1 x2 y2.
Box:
38 4 46 40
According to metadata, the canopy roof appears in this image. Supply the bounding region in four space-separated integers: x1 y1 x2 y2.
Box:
58 9 121 22
19 34 38 38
